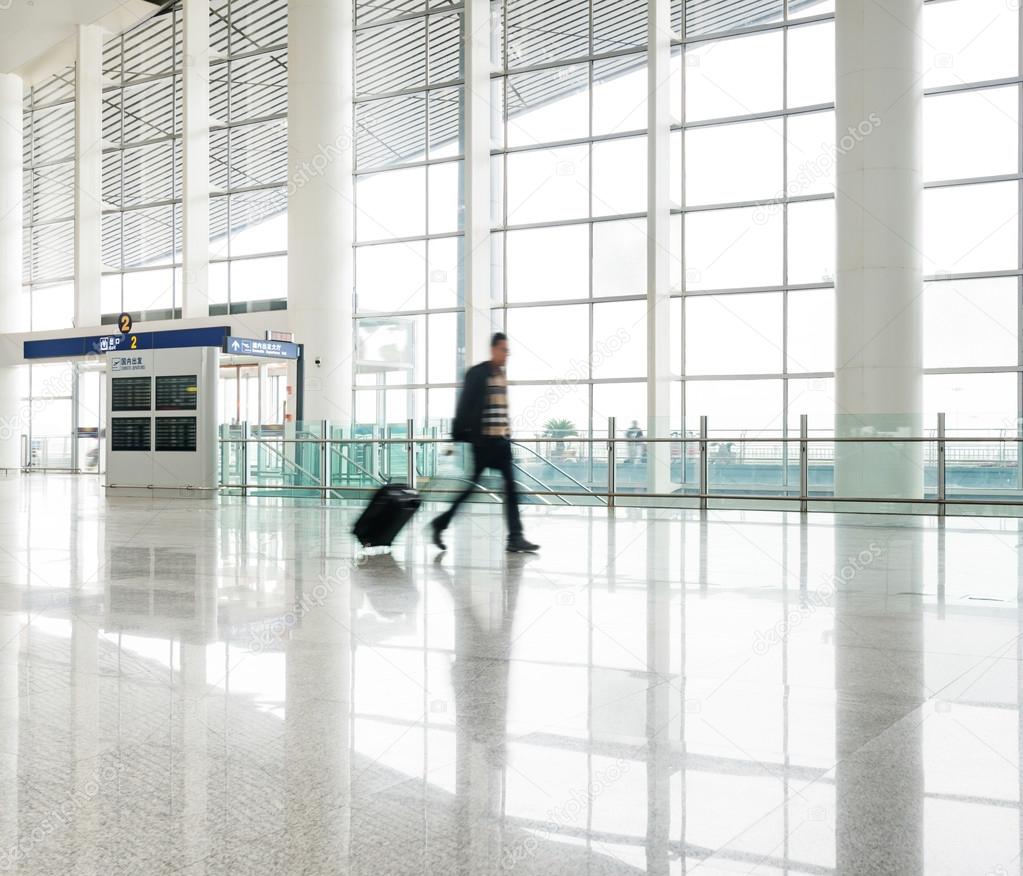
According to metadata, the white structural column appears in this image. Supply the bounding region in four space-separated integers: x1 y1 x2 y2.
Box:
75 25 104 328
646 0 672 496
0 615 18 850
834 0 924 499
182 0 211 319
463 0 494 366
0 75 24 470
287 0 353 423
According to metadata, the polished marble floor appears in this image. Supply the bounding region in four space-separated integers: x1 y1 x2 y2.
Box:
0 474 1022 873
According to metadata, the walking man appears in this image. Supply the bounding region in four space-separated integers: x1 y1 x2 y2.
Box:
431 333 539 553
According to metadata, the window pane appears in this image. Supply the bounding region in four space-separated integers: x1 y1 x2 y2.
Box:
357 167 426 241
506 65 588 147
428 312 461 383
787 199 835 286
506 225 589 303
923 0 1019 89
786 20 834 108
593 382 646 427
356 241 426 312
593 218 646 297
231 255 287 303
592 301 646 379
685 31 783 122
924 182 1019 276
592 136 647 217
686 118 783 206
685 379 784 435
923 86 1019 182
787 110 835 197
31 282 74 332
787 288 834 374
505 303 589 381
505 0 589 67
685 292 783 375
506 145 589 225
923 278 1018 369
686 0 782 37
787 377 835 435
685 206 783 290
427 161 463 234
123 268 174 313
428 237 462 309
356 316 423 384
356 19 427 95
102 275 122 316
228 189 287 257
593 55 647 136
924 372 1017 433
509 383 591 439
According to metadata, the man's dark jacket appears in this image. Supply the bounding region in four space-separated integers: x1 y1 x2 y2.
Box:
451 361 494 443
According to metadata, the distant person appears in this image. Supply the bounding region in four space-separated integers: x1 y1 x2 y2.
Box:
625 420 644 464
431 333 539 553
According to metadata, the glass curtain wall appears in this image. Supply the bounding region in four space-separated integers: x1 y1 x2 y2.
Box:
102 6 184 321
352 0 467 437
209 0 290 314
921 0 1022 441
490 0 651 442
673 0 836 457
23 66 77 331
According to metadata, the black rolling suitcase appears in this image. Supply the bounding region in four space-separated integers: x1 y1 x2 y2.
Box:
353 483 422 549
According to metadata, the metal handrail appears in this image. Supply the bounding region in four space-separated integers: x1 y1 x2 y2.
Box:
510 440 607 504
216 414 1023 516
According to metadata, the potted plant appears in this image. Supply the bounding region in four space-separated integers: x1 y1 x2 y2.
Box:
542 418 579 463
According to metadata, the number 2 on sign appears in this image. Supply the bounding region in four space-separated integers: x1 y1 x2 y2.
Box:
130 336 138 350
120 314 131 333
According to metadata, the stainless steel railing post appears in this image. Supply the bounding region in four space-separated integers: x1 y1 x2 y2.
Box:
607 416 616 509
937 412 946 518
800 413 808 514
320 419 329 505
407 418 416 489
699 416 708 512
240 429 249 498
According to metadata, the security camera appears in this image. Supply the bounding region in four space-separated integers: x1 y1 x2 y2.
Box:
314 357 322 367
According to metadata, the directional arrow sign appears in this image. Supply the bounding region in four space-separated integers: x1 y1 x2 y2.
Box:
222 337 301 360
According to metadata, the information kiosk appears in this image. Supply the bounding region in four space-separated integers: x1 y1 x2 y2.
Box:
106 344 220 498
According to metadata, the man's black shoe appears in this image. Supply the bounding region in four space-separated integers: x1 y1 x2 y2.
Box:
506 536 539 553
430 518 447 551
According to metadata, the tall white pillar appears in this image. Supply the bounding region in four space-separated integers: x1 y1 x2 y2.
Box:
646 0 672 497
75 25 104 328
0 615 19 852
182 0 210 319
463 0 494 367
0 75 25 470
834 0 924 499
287 0 353 423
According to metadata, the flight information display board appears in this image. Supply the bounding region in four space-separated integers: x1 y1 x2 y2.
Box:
155 375 198 411
111 418 151 452
111 377 151 412
155 417 197 452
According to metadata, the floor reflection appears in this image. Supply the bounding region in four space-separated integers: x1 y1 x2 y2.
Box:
0 477 1020 873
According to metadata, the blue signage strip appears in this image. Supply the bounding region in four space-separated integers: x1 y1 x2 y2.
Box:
223 337 301 360
25 326 231 360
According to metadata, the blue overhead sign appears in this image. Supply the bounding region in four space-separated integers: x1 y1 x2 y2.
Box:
223 337 301 360
24 326 231 360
